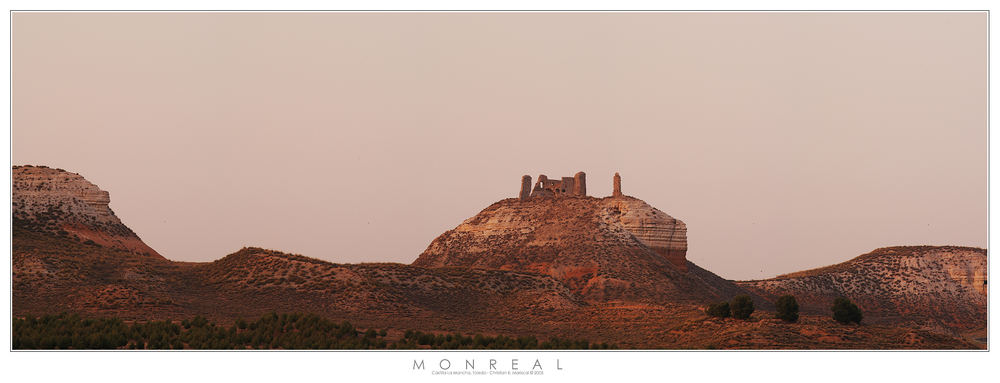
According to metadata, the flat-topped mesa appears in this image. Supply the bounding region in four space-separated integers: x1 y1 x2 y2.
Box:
518 172 588 201
13 165 119 225
12 165 162 258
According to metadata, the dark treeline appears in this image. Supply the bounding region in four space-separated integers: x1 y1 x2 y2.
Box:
397 329 615 350
13 313 615 350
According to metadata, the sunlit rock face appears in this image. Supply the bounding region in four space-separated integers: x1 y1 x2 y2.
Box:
14 165 117 224
13 165 161 258
603 197 688 271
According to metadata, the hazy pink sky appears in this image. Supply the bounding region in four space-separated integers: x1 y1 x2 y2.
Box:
12 12 986 280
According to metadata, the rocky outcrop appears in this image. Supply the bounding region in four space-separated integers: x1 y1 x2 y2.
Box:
413 195 753 304
14 166 117 224
737 246 987 333
12 165 161 258
602 197 688 271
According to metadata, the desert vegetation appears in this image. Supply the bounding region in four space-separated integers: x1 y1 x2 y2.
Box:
831 297 863 324
705 301 731 318
775 295 799 322
394 330 614 350
705 296 761 321
12 313 614 350
730 295 755 320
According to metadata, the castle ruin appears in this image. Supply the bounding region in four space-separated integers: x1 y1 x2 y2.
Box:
519 172 587 200
519 171 626 201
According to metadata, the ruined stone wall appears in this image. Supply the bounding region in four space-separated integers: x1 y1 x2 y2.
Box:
526 172 588 199
560 177 575 195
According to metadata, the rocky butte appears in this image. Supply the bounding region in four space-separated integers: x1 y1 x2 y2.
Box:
414 172 747 303
12 165 161 258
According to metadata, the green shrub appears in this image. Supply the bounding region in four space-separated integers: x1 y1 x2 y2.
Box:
730 295 755 320
831 297 862 324
775 295 799 322
705 302 731 318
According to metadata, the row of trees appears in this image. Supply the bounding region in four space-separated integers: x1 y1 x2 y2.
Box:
704 295 862 324
12 312 615 350
394 330 615 350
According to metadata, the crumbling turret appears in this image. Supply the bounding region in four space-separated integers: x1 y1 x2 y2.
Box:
574 172 586 196
519 175 532 201
613 172 623 197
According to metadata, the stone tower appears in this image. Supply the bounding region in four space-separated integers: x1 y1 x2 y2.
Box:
613 172 623 197
519 175 532 201
574 172 586 196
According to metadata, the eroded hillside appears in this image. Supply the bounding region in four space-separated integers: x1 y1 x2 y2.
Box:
737 246 987 334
